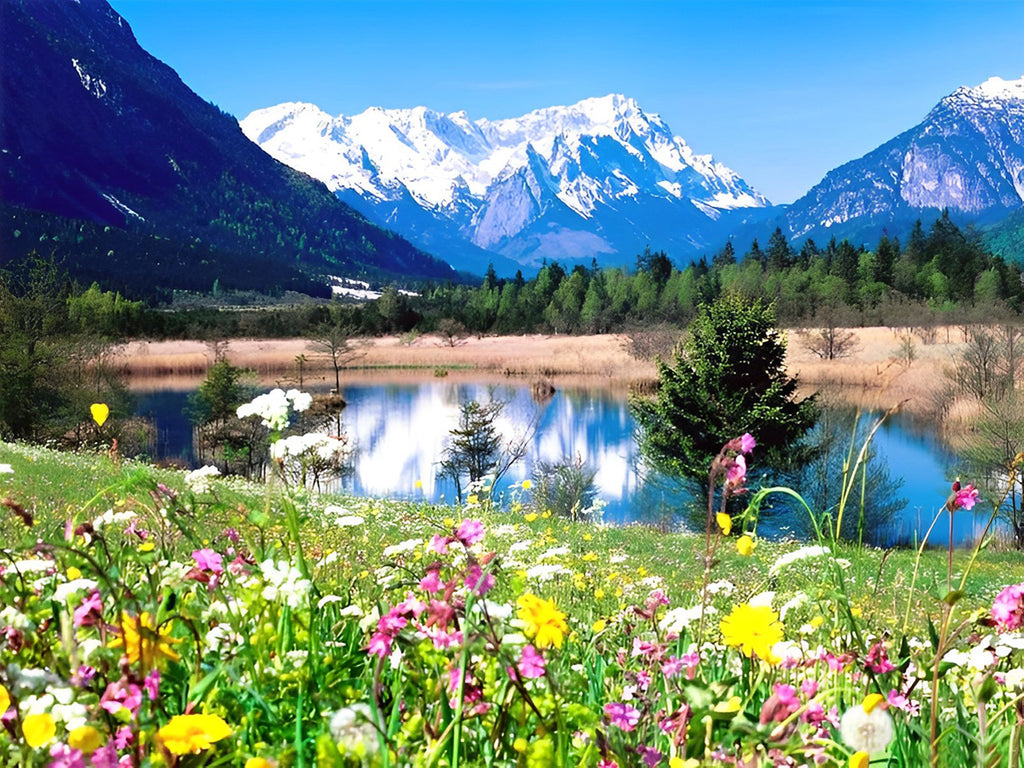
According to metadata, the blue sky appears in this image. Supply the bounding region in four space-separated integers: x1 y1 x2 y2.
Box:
109 0 1023 204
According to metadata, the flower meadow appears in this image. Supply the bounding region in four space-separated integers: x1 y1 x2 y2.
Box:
2 395 1024 767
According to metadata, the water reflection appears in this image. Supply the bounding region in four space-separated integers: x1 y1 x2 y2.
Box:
134 379 999 546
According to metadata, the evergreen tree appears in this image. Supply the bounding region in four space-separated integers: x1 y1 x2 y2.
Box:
766 227 794 271
630 293 817 489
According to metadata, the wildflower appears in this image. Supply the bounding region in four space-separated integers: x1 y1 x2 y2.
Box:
849 752 870 768
464 564 495 596
725 454 747 487
516 593 568 649
522 479 533 490
245 759 274 768
720 603 783 659
456 519 485 547
23 712 56 748
157 713 232 755
992 582 1024 632
192 549 224 574
840 694 893 754
739 432 756 454
68 725 102 754
184 465 220 493
0 685 8 713
769 545 831 577
604 701 640 731
72 590 103 628
90 403 109 427
0 463 13 474
716 512 732 535
517 645 546 679
736 535 755 556
108 611 182 669
954 482 980 510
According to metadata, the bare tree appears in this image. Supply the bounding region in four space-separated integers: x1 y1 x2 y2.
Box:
436 318 468 348
800 325 859 360
308 324 362 394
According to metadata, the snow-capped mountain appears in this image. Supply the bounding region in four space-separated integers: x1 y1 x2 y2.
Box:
242 95 773 272
782 75 1024 244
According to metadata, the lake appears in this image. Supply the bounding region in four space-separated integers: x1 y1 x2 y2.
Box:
134 378 996 547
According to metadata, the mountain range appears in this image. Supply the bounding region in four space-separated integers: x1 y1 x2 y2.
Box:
0 0 456 301
1 0 1022 295
241 96 775 273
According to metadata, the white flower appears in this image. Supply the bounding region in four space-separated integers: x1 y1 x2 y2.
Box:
237 388 296 431
184 464 221 493
334 515 365 528
91 508 136 529
840 703 893 753
329 703 378 755
705 580 735 596
507 540 533 554
525 563 568 582
659 604 712 634
0 606 34 631
1005 668 1024 690
286 389 313 412
205 625 244 654
52 579 98 604
382 538 422 559
749 591 776 608
769 545 831 577
0 463 13 474
780 593 809 621
259 559 311 610
537 546 570 561
8 559 54 576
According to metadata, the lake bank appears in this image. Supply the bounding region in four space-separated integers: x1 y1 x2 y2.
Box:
114 327 961 416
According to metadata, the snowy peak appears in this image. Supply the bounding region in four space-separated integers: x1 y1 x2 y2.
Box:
948 75 1024 105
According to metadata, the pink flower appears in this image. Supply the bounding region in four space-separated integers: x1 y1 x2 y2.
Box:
368 632 392 658
73 589 103 628
993 582 1024 632
865 642 896 673
420 570 442 593
597 761 618 768
429 534 452 555
143 669 160 701
517 645 546 679
636 745 663 767
801 678 819 698
456 519 485 547
192 548 224 574
464 564 495 596
725 454 747 487
604 701 641 731
774 683 799 707
739 433 756 454
887 689 920 716
954 483 980 510
661 656 683 678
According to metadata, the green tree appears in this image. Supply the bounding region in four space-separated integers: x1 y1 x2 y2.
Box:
630 293 817 490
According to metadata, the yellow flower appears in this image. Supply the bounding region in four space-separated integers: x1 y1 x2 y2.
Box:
720 603 784 659
594 588 605 600
90 403 109 427
849 752 870 768
245 758 274 768
521 479 532 491
67 566 82 580
69 725 103 755
541 510 551 519
670 758 700 768
139 541 155 552
736 535 755 556
414 480 423 489
157 713 232 755
582 533 593 541
516 593 568 649
0 685 9 713
592 619 607 633
716 512 732 535
582 552 598 562
862 693 886 714
108 611 182 669
524 512 539 522
23 713 56 748
467 494 479 505
712 695 742 713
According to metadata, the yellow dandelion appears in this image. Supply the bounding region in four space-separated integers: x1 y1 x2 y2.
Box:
90 403 109 427
849 752 870 768
157 713 232 755
108 611 182 669
736 535 755 556
245 758 274 768
516 593 568 649
524 512 539 522
716 512 732 535
0 685 9 713
720 603 784 659
521 479 532 491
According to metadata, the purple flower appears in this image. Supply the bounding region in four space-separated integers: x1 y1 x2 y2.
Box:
604 701 641 731
456 519 485 547
740 433 756 454
517 644 546 679
143 669 160 701
725 454 747 487
192 548 224 574
73 589 103 628
636 745 663 767
993 582 1024 632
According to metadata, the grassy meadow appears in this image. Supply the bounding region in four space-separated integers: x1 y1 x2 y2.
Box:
2 400 1024 767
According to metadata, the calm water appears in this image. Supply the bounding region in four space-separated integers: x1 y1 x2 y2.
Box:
133 380 995 547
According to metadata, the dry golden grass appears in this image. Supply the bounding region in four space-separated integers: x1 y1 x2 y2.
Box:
117 327 970 416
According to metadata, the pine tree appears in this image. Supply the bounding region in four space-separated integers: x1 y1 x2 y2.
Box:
630 293 817 488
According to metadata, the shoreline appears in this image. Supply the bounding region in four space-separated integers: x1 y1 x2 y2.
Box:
113 327 960 417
